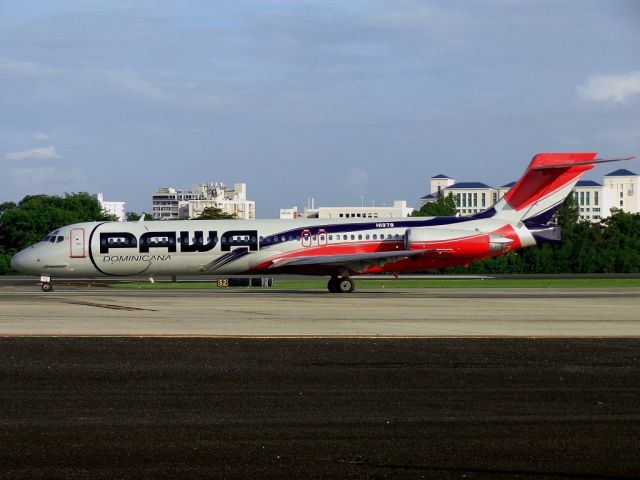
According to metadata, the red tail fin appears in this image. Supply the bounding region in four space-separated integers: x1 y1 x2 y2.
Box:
502 152 597 212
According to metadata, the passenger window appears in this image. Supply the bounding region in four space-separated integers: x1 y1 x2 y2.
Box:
343 235 347 240
365 234 370 240
350 235 355 240
358 234 362 240
373 234 377 240
328 235 333 241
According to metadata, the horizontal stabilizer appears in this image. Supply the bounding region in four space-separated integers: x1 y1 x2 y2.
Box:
532 156 634 170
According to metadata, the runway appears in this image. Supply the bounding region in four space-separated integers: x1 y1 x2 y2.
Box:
1 285 639 478
1 284 639 337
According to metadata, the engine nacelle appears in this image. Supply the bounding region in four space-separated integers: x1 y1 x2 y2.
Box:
404 228 512 256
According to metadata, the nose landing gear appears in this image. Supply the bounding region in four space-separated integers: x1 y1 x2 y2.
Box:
40 275 53 292
327 276 354 293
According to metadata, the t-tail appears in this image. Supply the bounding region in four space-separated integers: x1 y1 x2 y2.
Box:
490 152 634 224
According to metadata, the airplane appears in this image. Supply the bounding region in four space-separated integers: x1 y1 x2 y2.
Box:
10 152 633 293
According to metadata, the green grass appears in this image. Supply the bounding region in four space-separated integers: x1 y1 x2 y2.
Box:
110 278 640 289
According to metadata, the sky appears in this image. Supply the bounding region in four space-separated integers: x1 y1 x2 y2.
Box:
1 0 639 217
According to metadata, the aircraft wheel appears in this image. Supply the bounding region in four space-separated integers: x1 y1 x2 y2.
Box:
327 277 339 293
41 282 53 292
337 278 354 293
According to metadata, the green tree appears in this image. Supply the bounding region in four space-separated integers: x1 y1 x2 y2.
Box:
126 211 155 221
0 201 17 217
554 194 580 234
197 207 236 220
412 193 457 217
0 192 113 274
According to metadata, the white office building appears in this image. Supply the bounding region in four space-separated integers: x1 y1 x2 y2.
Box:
602 168 639 217
94 192 126 222
420 168 639 222
152 182 255 220
280 200 414 219
573 180 603 222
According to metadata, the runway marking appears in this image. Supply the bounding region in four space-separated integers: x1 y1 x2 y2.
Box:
58 300 157 312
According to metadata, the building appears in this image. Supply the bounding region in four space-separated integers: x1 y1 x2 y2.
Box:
446 182 496 216
573 180 603 222
279 207 300 219
420 167 639 222
152 182 255 220
94 192 125 222
280 200 414 219
602 168 639 217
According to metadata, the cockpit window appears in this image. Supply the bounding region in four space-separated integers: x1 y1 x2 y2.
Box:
42 230 61 242
57 236 64 243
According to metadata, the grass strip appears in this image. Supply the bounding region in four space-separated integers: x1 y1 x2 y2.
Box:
110 278 640 289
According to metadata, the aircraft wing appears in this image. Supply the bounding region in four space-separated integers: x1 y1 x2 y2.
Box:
268 248 438 273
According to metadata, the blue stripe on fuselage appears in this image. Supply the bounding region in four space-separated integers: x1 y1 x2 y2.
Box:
258 208 496 250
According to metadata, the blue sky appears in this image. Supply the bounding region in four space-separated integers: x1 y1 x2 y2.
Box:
1 0 639 216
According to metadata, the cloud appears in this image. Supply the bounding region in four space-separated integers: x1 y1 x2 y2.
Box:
364 3 466 33
9 166 87 190
105 70 169 102
104 70 226 109
0 58 55 77
32 133 50 141
5 145 62 161
578 72 640 104
342 166 370 194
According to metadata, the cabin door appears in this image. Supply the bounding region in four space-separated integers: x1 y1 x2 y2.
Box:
70 228 86 258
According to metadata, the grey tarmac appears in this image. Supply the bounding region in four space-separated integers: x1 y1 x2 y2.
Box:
1 285 639 479
0 285 639 337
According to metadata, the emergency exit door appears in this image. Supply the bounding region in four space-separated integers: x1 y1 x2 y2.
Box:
70 228 85 258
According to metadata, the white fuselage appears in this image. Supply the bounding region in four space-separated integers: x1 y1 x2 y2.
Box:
10 216 535 278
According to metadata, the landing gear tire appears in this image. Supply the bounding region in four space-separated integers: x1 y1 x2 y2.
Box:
327 277 340 293
327 277 354 293
337 278 354 294
41 282 53 292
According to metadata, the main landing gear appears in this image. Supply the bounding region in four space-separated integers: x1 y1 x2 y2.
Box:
327 276 354 293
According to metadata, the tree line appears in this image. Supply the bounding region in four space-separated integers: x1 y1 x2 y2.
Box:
1 192 638 274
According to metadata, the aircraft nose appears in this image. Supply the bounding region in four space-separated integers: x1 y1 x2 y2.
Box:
10 249 36 274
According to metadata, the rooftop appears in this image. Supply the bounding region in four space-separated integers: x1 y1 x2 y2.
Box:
430 174 451 179
575 180 602 187
604 168 637 177
447 181 493 190
501 181 516 188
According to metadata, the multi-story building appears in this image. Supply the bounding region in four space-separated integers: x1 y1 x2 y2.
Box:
420 168 639 222
602 168 639 217
152 182 255 220
280 200 414 219
446 182 495 216
573 180 603 222
94 192 126 222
